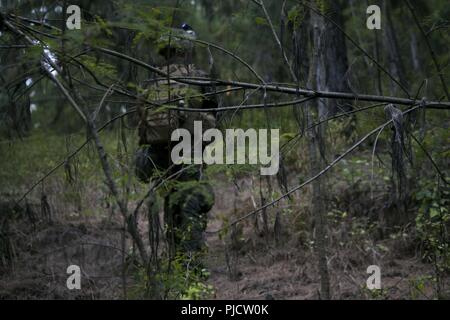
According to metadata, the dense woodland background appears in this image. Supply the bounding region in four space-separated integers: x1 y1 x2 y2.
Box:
0 0 449 299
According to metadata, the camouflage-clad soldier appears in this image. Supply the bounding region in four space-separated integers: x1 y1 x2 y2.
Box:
135 23 216 256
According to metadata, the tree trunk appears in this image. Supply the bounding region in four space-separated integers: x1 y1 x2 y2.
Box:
317 0 352 116
305 3 332 299
383 0 409 95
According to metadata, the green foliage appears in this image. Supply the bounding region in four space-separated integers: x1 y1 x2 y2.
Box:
95 16 113 37
79 55 118 80
315 0 330 15
0 130 140 208
415 179 450 276
254 17 268 26
129 252 214 300
363 286 388 300
287 5 306 29
409 275 434 299
165 253 214 300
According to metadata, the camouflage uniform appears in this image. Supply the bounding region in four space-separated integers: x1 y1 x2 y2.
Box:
135 38 216 255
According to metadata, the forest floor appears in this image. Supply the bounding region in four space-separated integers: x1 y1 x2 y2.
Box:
205 212 435 300
203 179 438 300
0 172 442 300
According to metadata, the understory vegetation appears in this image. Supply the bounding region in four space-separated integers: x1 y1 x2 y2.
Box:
0 0 449 299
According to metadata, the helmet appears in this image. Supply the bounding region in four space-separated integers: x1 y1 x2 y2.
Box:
157 23 196 60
